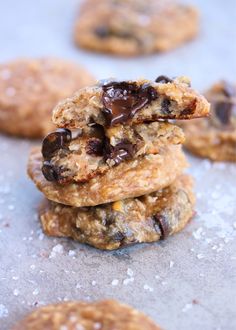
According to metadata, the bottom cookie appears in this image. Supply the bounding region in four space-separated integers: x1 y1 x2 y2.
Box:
12 300 161 330
40 175 195 250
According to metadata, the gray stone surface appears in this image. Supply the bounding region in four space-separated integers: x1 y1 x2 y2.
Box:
0 0 236 329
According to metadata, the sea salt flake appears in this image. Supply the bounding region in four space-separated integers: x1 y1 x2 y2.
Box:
182 303 193 312
12 276 19 280
169 261 174 268
91 281 96 286
33 288 39 296
13 289 19 296
197 254 204 259
123 277 134 285
49 244 64 258
0 304 8 318
127 268 134 277
68 250 76 257
76 283 81 289
143 284 153 292
111 279 119 286
192 227 203 240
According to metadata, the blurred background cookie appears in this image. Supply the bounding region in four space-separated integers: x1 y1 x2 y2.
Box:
74 0 199 56
182 81 236 161
12 300 161 330
0 58 94 138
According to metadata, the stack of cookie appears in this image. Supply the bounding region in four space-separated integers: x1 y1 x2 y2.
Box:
28 76 210 250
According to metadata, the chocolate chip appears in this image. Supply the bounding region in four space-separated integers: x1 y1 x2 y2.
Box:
102 82 158 126
41 161 59 182
221 81 236 98
161 98 171 114
153 214 170 239
104 139 135 165
42 128 72 159
86 138 104 156
214 101 233 125
94 26 110 38
112 231 125 242
155 75 173 84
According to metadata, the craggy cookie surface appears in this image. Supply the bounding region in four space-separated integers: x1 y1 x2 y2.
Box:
74 0 198 56
28 145 188 207
40 175 195 250
182 81 236 161
41 122 184 184
52 77 210 130
0 58 94 138
12 300 160 330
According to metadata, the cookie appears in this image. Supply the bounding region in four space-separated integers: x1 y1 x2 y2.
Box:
41 122 184 184
28 145 188 207
74 0 199 56
40 175 195 250
12 300 160 330
0 58 94 138
52 77 210 130
182 81 236 161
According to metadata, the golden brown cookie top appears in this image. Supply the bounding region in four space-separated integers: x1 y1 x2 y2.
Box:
12 300 161 330
52 76 210 130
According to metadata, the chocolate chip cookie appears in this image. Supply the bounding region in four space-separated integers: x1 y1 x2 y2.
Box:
52 77 210 130
40 175 194 250
41 122 184 184
0 58 94 138
12 300 161 330
182 81 236 161
74 0 199 56
28 145 188 207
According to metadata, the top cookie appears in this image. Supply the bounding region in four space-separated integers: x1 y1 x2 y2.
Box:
12 300 160 330
52 76 210 130
74 0 199 56
0 58 94 138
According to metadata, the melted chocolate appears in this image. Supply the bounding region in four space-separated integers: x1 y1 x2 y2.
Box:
42 128 72 160
155 75 173 84
153 214 170 239
104 139 135 165
102 82 158 126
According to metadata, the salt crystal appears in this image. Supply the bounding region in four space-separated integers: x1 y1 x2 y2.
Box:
30 264 36 270
143 284 153 292
127 268 134 277
162 281 167 286
8 204 15 211
76 283 81 289
33 288 39 296
0 304 8 318
233 222 236 230
192 227 203 240
94 323 102 329
49 244 64 258
123 277 134 285
13 289 19 296
155 275 160 280
111 279 119 286
169 261 174 268
68 250 76 257
12 276 19 280
91 281 96 286
197 254 204 259
182 303 193 312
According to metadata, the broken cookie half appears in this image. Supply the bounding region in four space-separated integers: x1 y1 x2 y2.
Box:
52 77 210 129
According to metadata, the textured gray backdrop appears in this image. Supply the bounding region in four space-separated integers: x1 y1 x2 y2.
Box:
0 0 236 329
